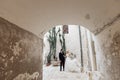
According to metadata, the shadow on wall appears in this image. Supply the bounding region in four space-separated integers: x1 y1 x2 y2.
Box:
0 17 42 80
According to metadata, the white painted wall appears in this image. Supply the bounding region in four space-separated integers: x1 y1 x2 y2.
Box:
64 25 81 62
43 25 81 63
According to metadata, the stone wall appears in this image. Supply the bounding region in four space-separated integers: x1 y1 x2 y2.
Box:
94 19 120 80
0 17 42 80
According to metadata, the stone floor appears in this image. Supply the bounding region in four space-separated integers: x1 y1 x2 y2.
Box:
43 65 88 80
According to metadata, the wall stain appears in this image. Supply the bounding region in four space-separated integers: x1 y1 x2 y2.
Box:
110 32 120 57
0 17 42 80
85 14 91 20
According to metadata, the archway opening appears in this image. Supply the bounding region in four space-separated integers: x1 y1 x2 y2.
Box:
42 25 100 80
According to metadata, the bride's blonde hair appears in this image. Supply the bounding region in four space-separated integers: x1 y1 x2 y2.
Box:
66 51 70 57
66 50 76 59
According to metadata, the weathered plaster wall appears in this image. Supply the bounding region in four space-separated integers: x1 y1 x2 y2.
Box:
0 17 42 80
94 19 120 80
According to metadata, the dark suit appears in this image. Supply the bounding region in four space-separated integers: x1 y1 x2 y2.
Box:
59 51 65 71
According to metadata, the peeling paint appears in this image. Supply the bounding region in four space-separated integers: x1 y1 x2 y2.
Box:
11 41 22 56
0 17 42 80
13 72 39 80
111 31 120 57
94 24 120 80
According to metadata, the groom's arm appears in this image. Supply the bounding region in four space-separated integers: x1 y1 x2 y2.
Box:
59 53 61 61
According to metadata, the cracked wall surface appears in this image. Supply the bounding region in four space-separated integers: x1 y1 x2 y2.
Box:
94 19 120 80
0 17 42 80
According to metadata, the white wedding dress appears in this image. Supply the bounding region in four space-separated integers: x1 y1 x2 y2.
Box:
65 57 80 72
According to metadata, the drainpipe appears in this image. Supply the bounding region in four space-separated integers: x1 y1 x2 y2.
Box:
78 26 83 68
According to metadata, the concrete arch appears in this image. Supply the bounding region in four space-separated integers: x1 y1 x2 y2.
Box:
0 0 120 36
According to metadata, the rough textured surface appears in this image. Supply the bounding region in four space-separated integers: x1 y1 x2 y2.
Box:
94 14 120 35
111 31 120 56
94 19 120 80
0 17 42 80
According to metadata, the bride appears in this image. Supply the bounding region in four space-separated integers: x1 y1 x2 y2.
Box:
65 52 81 72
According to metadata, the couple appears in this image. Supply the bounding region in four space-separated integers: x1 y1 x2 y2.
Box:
59 49 80 72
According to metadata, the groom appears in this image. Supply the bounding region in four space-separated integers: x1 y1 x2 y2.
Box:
59 49 66 71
